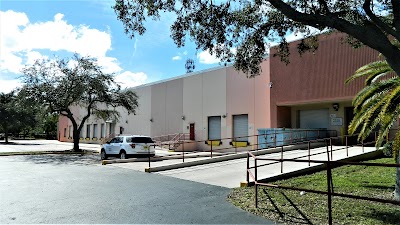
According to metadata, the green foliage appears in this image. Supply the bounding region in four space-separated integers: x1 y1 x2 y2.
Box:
113 0 400 76
0 91 38 142
346 51 400 200
346 58 400 157
20 54 139 150
382 141 394 157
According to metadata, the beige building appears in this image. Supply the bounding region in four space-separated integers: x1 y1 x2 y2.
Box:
59 32 393 150
58 64 269 151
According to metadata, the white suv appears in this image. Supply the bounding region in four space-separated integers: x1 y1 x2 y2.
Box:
100 135 155 160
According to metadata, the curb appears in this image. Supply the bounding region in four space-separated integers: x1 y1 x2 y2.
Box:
101 152 231 165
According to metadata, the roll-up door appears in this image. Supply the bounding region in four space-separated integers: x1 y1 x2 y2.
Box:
233 114 248 141
299 109 329 129
208 116 221 140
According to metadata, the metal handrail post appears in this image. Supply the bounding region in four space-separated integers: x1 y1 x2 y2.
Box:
330 138 333 160
281 146 284 173
148 145 151 168
246 153 249 183
255 183 258 208
182 140 185 162
346 135 348 157
274 130 277 148
255 157 258 182
308 141 311 166
326 139 330 161
327 162 333 225
256 134 259 151
254 157 258 208
211 141 213 158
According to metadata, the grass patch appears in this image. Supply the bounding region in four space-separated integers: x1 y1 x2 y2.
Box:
228 157 400 225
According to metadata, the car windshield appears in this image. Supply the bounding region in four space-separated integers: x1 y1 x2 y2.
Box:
126 137 154 143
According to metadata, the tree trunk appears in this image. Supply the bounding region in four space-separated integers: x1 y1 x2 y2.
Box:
4 124 9 143
395 153 400 201
72 128 81 152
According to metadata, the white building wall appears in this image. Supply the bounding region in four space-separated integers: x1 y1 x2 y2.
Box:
183 74 204 141
165 79 184 135
151 83 167 137
201 68 227 150
60 65 260 152
123 86 152 136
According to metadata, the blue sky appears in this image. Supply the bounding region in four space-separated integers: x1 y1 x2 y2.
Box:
0 0 223 93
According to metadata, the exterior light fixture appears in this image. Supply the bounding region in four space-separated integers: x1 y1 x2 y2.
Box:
181 116 185 120
222 114 227 118
150 118 153 122
269 82 273 88
332 103 339 111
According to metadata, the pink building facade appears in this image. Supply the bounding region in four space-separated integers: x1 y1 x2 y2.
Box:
269 33 380 137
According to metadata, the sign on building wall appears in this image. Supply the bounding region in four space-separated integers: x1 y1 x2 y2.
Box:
331 117 343 126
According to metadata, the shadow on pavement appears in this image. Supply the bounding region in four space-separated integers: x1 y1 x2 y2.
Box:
20 154 100 166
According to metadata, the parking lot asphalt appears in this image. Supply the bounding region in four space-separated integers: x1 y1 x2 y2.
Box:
0 154 276 224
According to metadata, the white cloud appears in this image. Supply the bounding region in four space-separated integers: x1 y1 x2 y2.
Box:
172 56 181 61
0 79 22 93
0 9 148 89
0 10 113 74
25 51 48 65
97 56 122 74
197 50 220 64
114 71 148 89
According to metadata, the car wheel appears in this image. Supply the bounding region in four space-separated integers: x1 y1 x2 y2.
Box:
120 151 127 159
100 149 107 160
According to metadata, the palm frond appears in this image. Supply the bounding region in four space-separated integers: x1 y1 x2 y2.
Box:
345 61 392 84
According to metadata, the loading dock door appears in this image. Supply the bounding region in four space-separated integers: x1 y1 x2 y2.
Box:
299 109 329 129
233 114 248 141
208 116 221 140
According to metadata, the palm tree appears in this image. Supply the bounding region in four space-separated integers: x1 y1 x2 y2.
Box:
346 59 400 200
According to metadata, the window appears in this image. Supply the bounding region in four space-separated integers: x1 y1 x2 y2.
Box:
100 124 105 138
93 124 98 138
86 124 91 138
126 137 154 143
111 137 123 143
109 123 115 136
69 125 72 138
63 128 66 137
